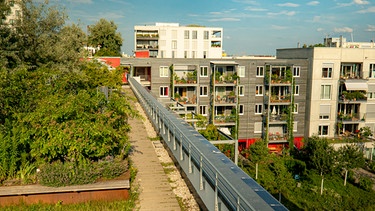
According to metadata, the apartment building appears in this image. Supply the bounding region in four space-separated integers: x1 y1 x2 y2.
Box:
134 23 223 59
121 57 308 151
277 46 375 139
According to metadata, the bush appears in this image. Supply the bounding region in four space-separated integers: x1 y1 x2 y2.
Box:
359 176 374 192
38 161 99 187
38 159 129 187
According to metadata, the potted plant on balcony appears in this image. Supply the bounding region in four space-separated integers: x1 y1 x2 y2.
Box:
174 92 180 101
215 71 222 83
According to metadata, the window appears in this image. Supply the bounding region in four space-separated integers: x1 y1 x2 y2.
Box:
184 30 189 39
318 125 329 136
172 51 175 58
254 122 262 133
204 31 209 39
293 103 298 114
184 51 188 58
238 66 245 77
192 31 197 39
319 105 330 120
370 64 375 78
159 66 168 77
191 51 196 58
203 51 207 58
320 85 331 99
255 85 263 96
239 105 244 115
256 66 264 77
200 105 207 116
172 40 177 49
255 104 263 114
238 85 244 96
200 86 208 96
200 66 208 77
368 92 375 99
294 85 300 95
293 66 300 77
160 86 168 97
322 67 333 78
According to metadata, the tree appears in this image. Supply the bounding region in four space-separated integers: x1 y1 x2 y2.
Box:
88 18 123 56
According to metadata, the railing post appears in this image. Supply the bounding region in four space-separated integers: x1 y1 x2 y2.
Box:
173 131 177 151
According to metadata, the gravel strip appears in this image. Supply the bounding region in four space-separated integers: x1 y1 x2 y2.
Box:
135 101 200 210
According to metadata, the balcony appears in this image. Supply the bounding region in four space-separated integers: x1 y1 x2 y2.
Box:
339 91 367 102
173 69 197 85
268 132 288 143
270 95 291 104
214 115 236 125
340 63 362 79
215 93 237 104
214 73 238 85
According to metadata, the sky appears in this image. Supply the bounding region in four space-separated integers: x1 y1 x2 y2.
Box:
59 0 375 56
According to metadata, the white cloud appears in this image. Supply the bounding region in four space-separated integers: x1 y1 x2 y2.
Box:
277 3 299 7
271 25 288 30
366 25 375 32
353 0 369 5
316 28 324 32
312 16 321 22
268 10 296 16
334 27 353 33
357 6 375 13
307 1 320 6
245 7 268 12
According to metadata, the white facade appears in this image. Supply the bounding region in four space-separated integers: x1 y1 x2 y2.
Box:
134 23 223 58
278 47 375 138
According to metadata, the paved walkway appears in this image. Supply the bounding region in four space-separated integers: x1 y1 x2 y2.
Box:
127 87 181 211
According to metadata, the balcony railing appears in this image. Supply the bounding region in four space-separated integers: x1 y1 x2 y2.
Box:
215 94 237 104
270 95 291 103
214 115 236 124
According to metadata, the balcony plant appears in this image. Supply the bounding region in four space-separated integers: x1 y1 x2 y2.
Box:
215 71 222 83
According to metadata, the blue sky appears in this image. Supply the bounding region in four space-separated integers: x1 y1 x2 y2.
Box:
60 0 375 56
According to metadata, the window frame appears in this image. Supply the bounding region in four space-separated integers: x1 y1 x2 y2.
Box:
184 30 189 39
293 66 300 77
318 125 329 136
200 66 208 77
256 66 264 77
192 30 197 39
200 86 208 96
255 85 263 96
370 64 375 78
199 105 207 116
320 84 331 100
293 103 298 114
238 85 244 96
322 67 333 78
159 66 169 77
255 104 263 114
294 85 300 95
238 66 245 78
239 104 244 115
159 86 169 97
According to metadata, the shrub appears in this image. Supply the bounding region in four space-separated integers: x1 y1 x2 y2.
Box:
359 176 373 191
38 161 99 187
97 158 128 179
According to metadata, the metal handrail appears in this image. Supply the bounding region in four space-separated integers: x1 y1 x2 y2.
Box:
129 77 287 211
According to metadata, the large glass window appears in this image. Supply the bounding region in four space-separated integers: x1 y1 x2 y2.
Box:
320 85 331 99
192 30 197 39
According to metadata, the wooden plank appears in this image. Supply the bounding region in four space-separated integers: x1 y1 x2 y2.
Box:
0 180 129 196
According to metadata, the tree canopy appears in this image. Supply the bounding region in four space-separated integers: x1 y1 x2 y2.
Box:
88 18 123 56
0 0 137 183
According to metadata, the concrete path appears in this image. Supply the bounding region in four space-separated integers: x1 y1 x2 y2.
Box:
127 87 181 211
